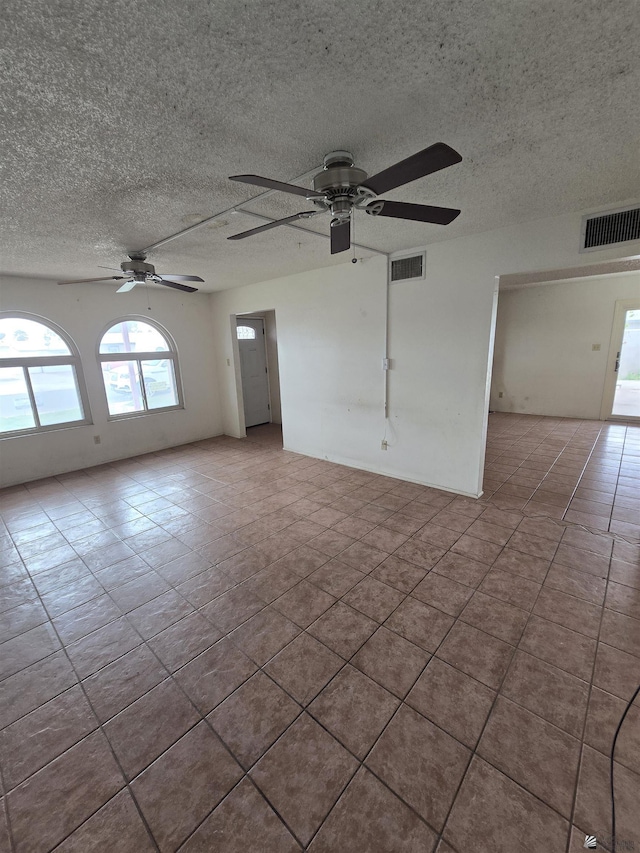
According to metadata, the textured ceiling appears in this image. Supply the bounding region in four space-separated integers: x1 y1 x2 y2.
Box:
1 0 639 292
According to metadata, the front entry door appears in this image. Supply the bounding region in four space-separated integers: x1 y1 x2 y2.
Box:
602 300 640 421
237 318 271 427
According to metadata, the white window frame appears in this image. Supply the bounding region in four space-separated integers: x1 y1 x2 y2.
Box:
97 316 185 420
0 311 92 438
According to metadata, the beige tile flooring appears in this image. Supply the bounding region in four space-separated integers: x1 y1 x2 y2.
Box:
484 413 640 539
0 413 638 852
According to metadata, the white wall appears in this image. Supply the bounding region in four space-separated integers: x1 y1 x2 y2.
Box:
211 206 640 498
0 276 222 487
211 253 498 498
216 258 390 467
3 205 638 495
490 273 640 418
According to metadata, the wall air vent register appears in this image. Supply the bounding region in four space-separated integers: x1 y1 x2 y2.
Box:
581 205 640 251
390 252 425 282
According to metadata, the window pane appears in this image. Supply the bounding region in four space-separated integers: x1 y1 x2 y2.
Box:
0 367 36 433
141 359 179 409
100 321 171 354
237 325 256 340
102 361 145 415
0 318 71 357
28 365 84 426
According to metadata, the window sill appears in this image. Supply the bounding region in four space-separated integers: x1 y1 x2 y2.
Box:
0 419 94 440
106 405 185 422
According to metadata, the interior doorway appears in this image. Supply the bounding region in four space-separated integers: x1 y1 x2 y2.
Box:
602 299 640 421
237 317 271 427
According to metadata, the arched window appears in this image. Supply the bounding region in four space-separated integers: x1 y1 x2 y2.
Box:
236 325 256 340
98 318 183 417
0 314 91 436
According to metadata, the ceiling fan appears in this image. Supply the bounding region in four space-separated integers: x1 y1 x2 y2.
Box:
57 254 204 293
228 142 462 255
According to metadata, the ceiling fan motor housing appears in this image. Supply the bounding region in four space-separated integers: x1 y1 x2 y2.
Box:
121 257 155 277
312 151 375 222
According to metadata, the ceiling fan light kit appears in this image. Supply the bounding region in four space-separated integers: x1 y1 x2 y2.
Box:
228 142 463 255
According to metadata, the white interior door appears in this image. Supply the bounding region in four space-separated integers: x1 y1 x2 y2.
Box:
237 318 271 427
601 299 640 421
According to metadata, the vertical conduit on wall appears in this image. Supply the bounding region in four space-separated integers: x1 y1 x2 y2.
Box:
382 255 393 451
383 251 425 434
384 267 390 419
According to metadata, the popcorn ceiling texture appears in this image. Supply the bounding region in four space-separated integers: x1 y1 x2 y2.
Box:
1 0 639 289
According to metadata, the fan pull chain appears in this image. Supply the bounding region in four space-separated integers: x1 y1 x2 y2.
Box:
352 210 356 262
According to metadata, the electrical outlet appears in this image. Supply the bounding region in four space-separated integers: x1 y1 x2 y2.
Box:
93 435 101 445
498 392 503 398
592 344 601 351
381 439 388 450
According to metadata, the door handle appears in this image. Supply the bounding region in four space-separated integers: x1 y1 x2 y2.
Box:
614 351 620 372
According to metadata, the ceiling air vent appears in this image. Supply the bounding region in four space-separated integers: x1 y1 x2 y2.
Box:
390 252 425 282
581 205 640 251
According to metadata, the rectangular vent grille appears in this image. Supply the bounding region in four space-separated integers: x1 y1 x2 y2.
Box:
583 207 640 249
391 254 424 281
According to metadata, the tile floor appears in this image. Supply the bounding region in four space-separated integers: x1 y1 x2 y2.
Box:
0 414 639 852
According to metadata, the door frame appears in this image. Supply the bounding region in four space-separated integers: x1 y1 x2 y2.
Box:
236 315 272 429
600 297 640 421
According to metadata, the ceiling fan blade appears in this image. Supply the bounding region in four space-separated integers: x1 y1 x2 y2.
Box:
116 280 137 292
157 280 199 293
362 143 462 196
228 211 317 241
157 274 204 283
330 220 351 255
58 276 124 285
366 200 461 225
230 174 319 199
